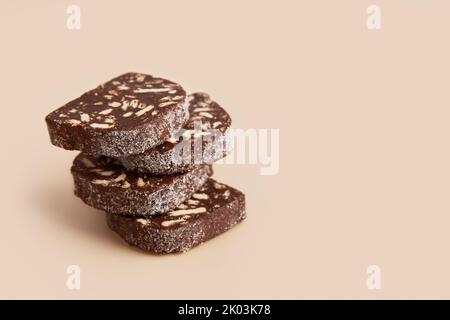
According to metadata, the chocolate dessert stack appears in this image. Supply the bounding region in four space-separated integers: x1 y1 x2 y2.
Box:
45 72 246 254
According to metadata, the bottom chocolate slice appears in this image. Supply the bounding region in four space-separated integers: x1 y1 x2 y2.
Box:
106 179 246 254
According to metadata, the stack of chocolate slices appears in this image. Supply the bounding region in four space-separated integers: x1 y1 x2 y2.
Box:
45 72 246 254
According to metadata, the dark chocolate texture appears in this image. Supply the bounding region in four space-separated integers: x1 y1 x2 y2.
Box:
106 179 246 253
71 153 212 216
118 92 232 174
46 72 188 157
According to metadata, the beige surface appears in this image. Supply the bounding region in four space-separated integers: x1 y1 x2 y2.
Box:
1 0 450 299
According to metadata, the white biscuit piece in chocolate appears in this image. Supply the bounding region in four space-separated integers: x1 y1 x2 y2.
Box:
45 72 189 157
71 153 212 216
106 179 246 254
118 92 232 174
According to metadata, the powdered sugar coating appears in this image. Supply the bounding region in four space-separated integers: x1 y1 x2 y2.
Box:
106 179 246 254
46 73 188 156
118 92 232 174
71 153 212 216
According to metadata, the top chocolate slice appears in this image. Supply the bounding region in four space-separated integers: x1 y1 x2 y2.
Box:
45 72 188 157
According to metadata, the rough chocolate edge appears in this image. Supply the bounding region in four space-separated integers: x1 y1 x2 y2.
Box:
118 93 232 174
72 163 213 216
119 129 231 174
105 180 246 253
46 99 189 157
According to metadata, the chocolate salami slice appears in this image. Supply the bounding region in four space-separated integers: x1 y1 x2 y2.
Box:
71 153 212 216
118 92 232 174
106 179 246 253
45 72 188 157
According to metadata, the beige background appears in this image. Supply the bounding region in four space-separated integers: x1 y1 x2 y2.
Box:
1 0 449 299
